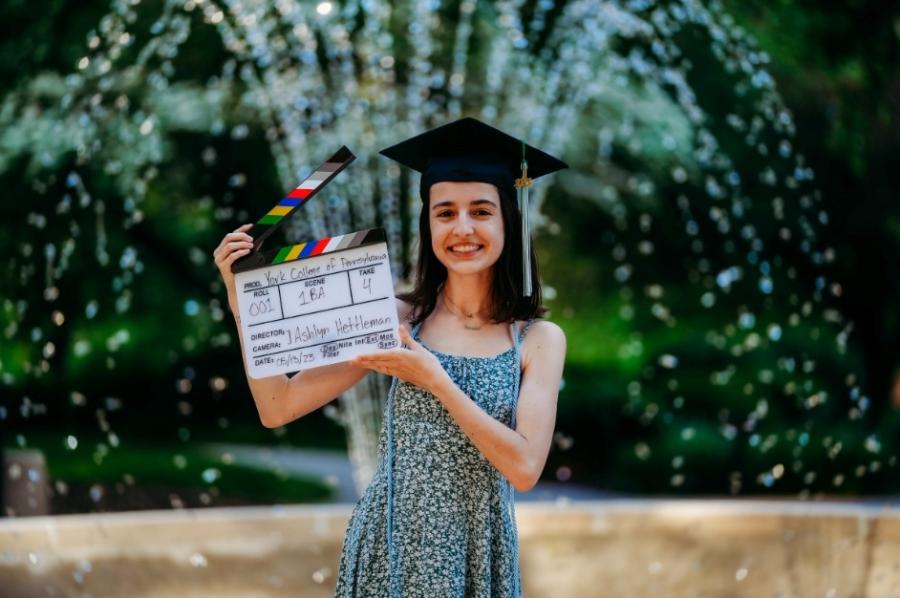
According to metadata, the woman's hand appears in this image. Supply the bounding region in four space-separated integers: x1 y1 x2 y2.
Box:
213 223 254 306
351 325 452 395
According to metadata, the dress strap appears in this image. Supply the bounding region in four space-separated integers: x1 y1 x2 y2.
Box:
521 319 537 340
510 320 538 398
507 319 530 598
384 335 405 595
386 320 423 596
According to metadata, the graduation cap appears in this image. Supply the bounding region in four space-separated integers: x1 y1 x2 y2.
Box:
379 117 567 296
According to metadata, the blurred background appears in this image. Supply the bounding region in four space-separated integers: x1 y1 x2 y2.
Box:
0 0 898 521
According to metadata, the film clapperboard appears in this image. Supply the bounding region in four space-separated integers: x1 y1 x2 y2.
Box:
231 147 400 379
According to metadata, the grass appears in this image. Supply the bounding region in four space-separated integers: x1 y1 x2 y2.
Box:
7 431 333 511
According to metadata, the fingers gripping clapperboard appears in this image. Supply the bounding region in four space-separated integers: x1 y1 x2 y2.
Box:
231 147 400 379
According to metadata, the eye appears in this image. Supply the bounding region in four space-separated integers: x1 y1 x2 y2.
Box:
436 210 453 218
473 209 493 216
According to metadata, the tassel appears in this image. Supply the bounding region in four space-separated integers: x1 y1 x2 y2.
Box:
514 141 534 297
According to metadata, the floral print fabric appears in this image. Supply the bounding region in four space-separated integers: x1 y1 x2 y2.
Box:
334 321 533 597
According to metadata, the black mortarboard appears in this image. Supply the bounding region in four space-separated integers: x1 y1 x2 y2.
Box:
379 117 567 296
379 117 567 200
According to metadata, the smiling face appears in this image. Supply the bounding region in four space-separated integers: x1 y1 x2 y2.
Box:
429 181 505 277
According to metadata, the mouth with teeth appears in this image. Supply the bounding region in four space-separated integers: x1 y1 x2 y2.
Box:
447 243 484 257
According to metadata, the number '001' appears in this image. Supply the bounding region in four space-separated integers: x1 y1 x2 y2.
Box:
249 298 274 316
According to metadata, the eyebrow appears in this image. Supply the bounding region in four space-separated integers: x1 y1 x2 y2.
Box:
431 199 498 210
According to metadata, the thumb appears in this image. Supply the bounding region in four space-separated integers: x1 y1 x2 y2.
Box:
398 324 420 350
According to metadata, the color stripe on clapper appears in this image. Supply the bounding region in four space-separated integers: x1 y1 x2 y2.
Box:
245 146 355 248
269 229 385 265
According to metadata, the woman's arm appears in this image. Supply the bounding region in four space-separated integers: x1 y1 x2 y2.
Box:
230 297 413 428
430 321 566 491
213 225 413 428
227 305 368 428
352 320 567 492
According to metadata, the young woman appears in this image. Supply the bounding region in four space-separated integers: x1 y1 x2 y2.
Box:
213 118 567 597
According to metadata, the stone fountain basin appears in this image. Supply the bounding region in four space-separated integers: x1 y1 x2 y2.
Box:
1 500 898 597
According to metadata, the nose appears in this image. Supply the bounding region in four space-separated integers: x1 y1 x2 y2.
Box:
452 212 476 236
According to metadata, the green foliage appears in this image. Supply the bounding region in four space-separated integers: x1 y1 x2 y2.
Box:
20 432 333 508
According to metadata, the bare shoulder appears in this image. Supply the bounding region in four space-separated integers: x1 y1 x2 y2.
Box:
522 320 567 361
524 320 566 353
395 297 414 326
522 320 566 381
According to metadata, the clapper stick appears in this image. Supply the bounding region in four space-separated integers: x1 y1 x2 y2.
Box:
231 146 356 274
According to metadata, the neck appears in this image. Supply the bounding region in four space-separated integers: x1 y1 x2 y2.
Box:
441 271 493 318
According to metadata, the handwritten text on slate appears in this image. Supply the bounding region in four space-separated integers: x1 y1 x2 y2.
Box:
234 243 399 378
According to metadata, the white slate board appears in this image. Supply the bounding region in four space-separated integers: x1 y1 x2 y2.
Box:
234 237 399 378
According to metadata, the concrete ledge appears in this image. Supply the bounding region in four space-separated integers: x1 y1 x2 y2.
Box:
1 500 899 597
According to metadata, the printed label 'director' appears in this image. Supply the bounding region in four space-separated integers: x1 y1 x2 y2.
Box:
234 241 400 379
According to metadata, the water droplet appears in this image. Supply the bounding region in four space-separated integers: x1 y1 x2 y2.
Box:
312 567 332 583
231 124 249 139
139 118 154 136
658 354 678 369
184 300 199 316
634 443 651 460
864 435 881 454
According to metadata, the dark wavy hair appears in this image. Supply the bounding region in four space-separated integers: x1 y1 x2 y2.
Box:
398 184 547 326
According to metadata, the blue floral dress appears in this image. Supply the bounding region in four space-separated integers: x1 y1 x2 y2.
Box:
334 320 535 597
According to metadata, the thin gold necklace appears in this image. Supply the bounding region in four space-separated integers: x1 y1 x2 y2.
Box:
442 294 489 330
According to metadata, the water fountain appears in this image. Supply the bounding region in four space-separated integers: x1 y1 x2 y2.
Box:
0 0 876 497
0 0 891 593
